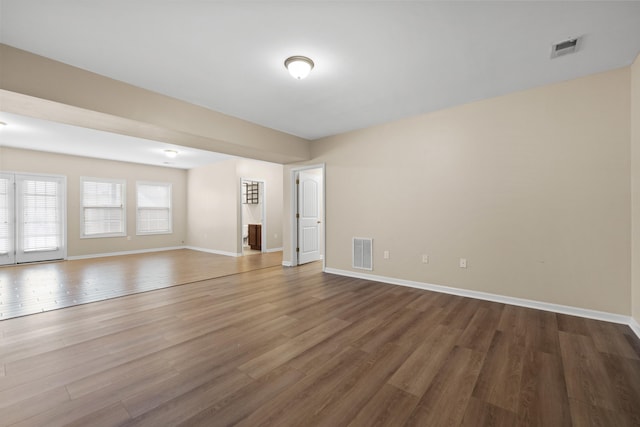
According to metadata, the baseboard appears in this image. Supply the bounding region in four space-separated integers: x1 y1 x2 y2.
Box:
266 247 284 253
282 261 293 267
185 246 241 257
630 317 640 339
324 267 639 338
67 246 186 261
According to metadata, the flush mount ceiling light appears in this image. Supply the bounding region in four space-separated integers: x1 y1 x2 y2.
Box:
164 149 178 158
284 56 314 80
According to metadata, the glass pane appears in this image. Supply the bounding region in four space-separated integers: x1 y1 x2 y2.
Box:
83 180 122 207
138 208 170 233
22 179 61 252
0 178 9 254
84 207 124 235
138 184 170 208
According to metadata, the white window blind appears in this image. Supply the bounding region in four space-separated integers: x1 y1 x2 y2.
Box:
0 177 10 255
81 178 125 237
23 179 62 251
137 182 172 235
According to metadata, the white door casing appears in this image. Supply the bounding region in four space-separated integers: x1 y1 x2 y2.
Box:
0 173 15 265
2 173 66 264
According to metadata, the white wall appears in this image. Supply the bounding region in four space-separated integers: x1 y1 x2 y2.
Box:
187 158 239 255
286 67 632 315
242 202 263 227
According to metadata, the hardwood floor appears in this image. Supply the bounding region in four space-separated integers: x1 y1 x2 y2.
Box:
1 259 639 426
0 250 283 320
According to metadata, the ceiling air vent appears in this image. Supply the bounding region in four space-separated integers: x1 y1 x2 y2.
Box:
551 37 581 58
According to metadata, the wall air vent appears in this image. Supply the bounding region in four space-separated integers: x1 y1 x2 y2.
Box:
353 237 373 271
551 37 581 58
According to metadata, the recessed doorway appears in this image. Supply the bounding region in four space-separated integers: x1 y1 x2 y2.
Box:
240 178 266 256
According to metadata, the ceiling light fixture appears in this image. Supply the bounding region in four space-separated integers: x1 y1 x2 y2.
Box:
284 56 314 80
164 149 178 158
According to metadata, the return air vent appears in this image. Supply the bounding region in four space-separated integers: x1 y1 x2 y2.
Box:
353 237 373 270
551 37 581 58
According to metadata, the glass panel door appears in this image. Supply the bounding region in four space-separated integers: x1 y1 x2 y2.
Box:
15 174 66 263
0 173 15 265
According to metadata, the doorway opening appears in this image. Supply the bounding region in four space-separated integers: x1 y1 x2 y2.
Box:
240 178 266 256
289 165 325 267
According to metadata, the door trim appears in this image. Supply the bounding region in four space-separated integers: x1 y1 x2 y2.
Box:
289 164 325 269
2 171 67 264
0 172 16 265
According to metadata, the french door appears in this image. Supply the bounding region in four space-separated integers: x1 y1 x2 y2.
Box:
0 173 66 265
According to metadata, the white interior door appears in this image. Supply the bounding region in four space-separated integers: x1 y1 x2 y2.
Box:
15 174 66 263
297 170 321 265
0 173 16 265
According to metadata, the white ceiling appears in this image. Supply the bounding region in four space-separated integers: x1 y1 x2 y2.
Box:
1 1 640 154
0 112 233 169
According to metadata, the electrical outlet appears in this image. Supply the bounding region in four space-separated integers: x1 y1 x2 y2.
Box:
422 254 429 264
383 250 390 259
459 258 467 268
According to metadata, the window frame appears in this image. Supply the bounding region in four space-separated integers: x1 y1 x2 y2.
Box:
136 181 173 236
80 177 126 239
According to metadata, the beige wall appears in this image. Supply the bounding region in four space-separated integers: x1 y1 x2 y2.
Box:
0 147 188 257
287 67 631 315
188 158 283 255
0 44 311 164
632 54 640 324
187 158 239 254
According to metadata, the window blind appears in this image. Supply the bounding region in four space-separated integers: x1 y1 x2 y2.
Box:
0 178 10 254
22 179 61 251
81 178 125 237
137 183 172 234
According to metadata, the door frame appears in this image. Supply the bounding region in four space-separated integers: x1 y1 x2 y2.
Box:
2 171 67 265
0 172 16 265
239 177 266 255
289 164 325 269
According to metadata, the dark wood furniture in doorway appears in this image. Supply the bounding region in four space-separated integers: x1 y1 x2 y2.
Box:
248 223 262 250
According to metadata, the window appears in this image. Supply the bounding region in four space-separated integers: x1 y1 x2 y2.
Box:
81 177 126 238
137 182 172 235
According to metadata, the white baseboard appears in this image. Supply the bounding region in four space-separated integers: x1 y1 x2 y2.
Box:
324 267 639 339
266 247 284 253
630 318 640 339
185 246 241 257
282 261 293 267
67 246 186 261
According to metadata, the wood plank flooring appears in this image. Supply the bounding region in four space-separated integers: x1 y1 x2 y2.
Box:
1 257 639 426
0 250 283 320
